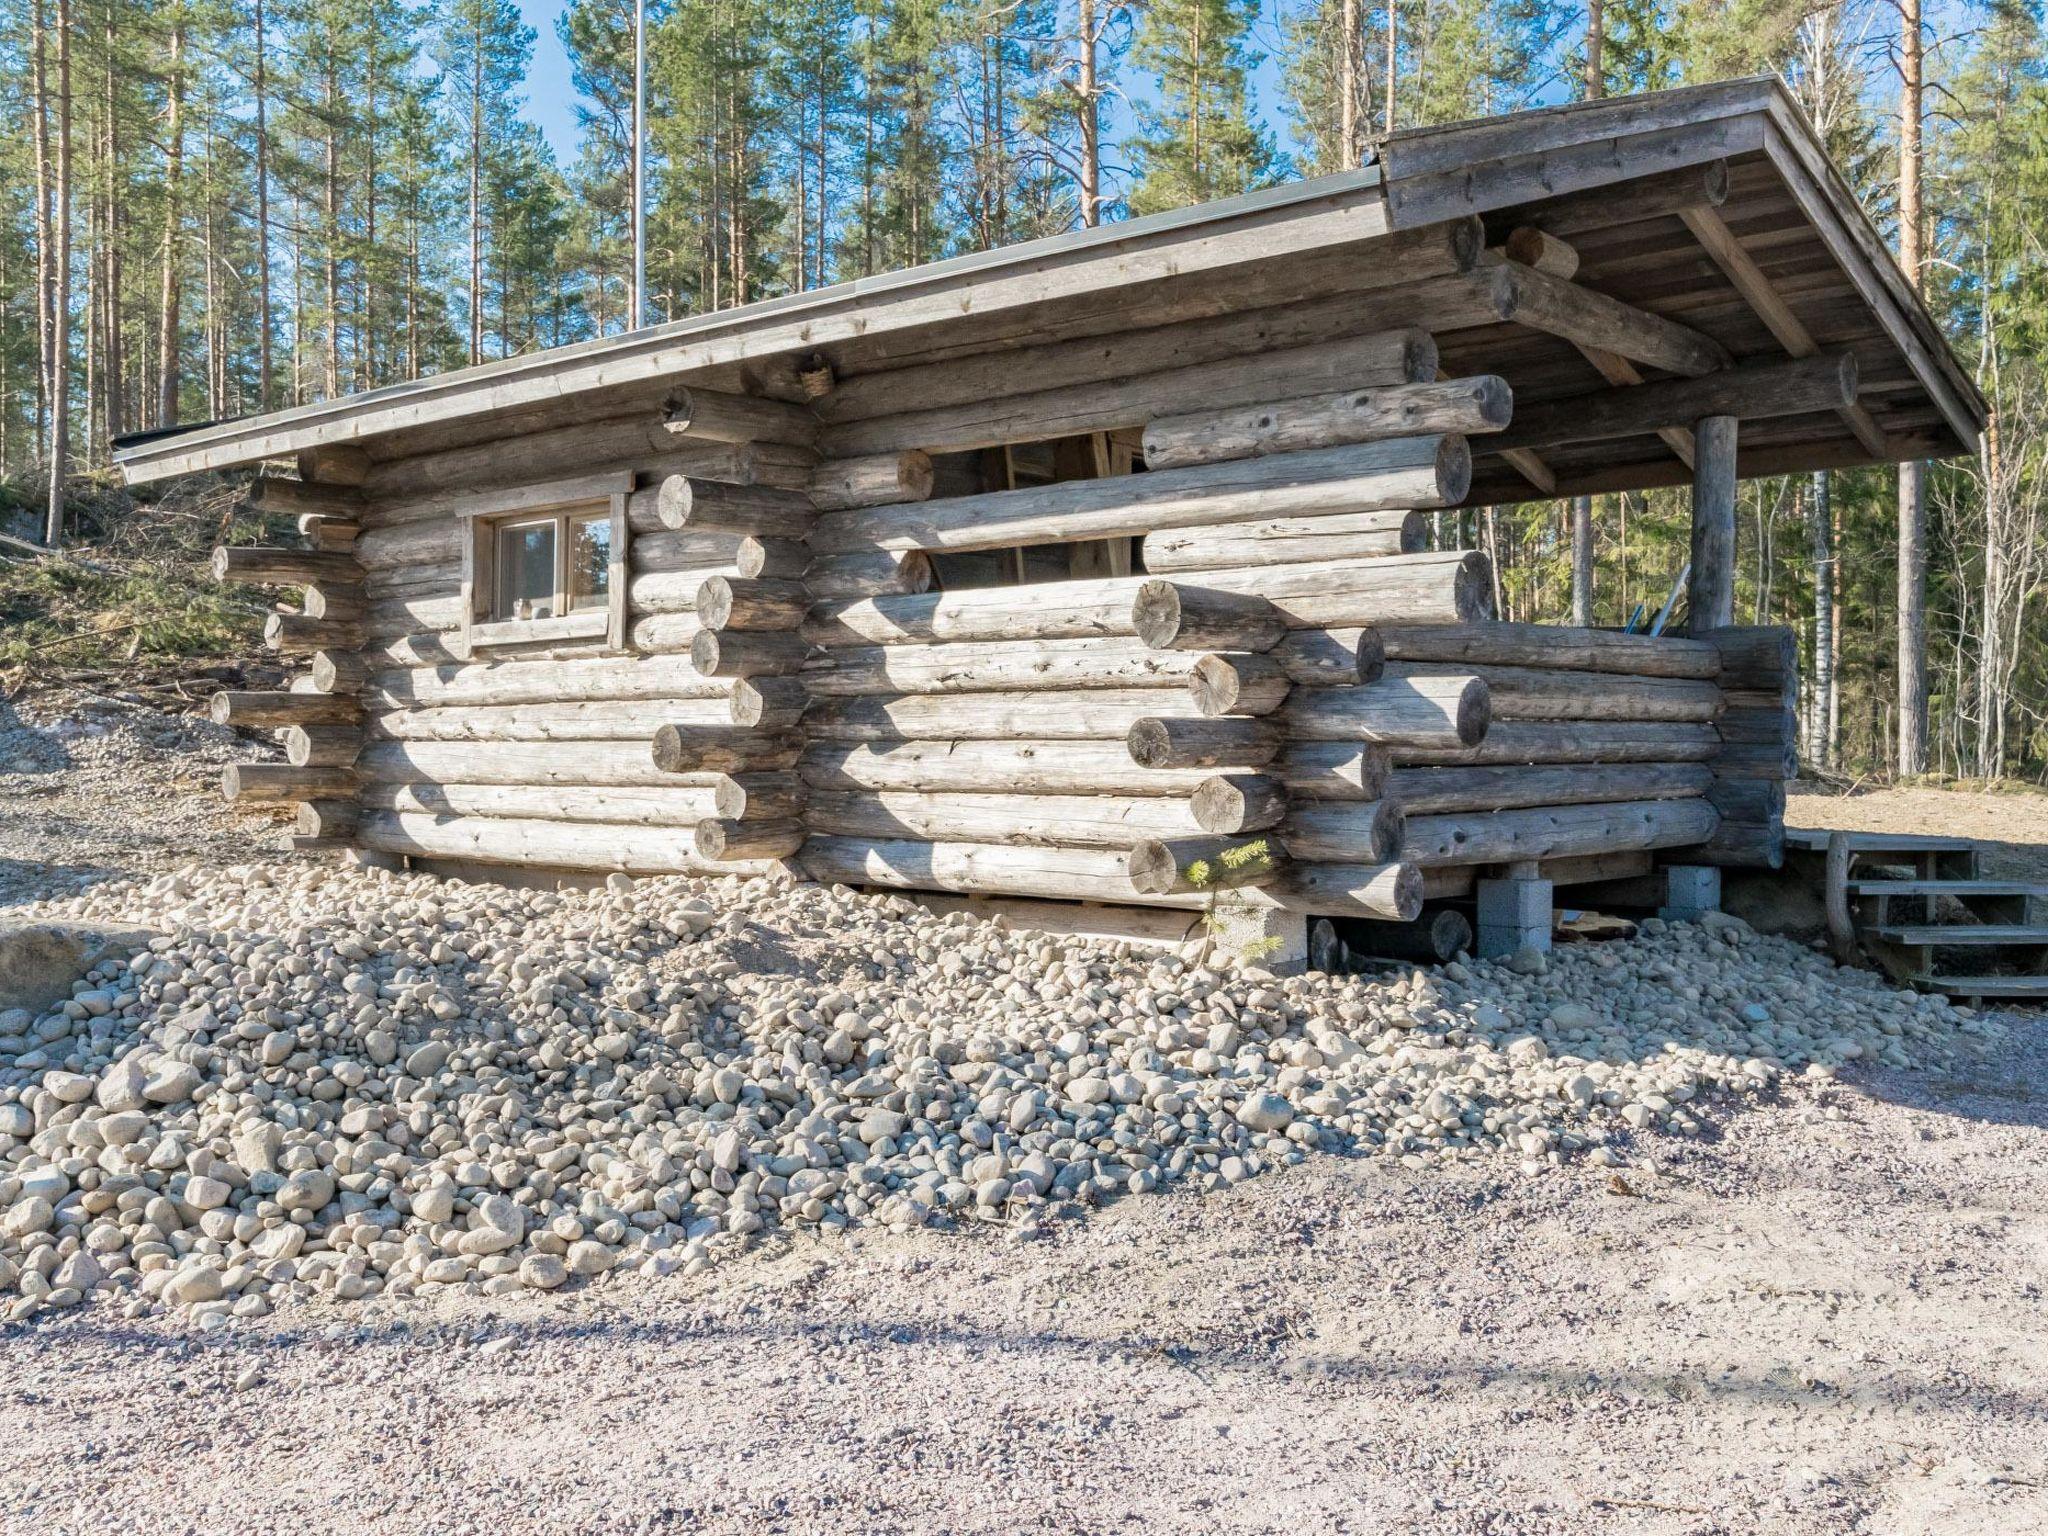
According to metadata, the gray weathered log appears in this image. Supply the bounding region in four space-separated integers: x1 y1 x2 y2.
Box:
369 653 725 709
213 546 361 585
1490 354 1857 455
798 836 1215 909
1393 720 1721 766
1400 798 1720 867
1188 654 1292 717
1278 674 1490 748
1386 761 1712 813
695 817 807 861
282 724 363 768
1278 863 1424 922
1142 376 1511 470
1283 799 1405 863
804 635 1197 697
804 549 935 599
210 691 360 728
698 575 811 631
730 677 811 732
809 451 937 511
736 537 812 581
1133 583 1287 652
1127 717 1281 769
1191 773 1288 834
1126 835 1286 896
714 773 807 821
805 552 1488 646
650 725 800 775
357 809 780 875
806 790 1207 848
807 689 1187 742
364 738 717 788
820 329 1440 459
312 650 369 693
266 613 365 655
1384 662 1721 722
658 476 816 538
1144 510 1426 572
663 386 820 450
809 435 1469 555
361 781 718 825
1379 621 1718 679
691 628 814 679
222 763 360 803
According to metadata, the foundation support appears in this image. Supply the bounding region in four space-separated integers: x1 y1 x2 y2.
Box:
1657 863 1722 922
1476 859 1552 959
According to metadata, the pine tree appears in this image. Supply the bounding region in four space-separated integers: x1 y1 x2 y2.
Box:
432 0 535 363
1125 0 1276 216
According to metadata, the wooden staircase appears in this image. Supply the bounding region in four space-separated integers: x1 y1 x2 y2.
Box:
1787 828 2048 1004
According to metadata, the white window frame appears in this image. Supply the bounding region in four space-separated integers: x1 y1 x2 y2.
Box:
459 471 634 656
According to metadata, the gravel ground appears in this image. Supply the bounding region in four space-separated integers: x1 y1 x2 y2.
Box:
1 694 2043 1534
4 1035 2042 1535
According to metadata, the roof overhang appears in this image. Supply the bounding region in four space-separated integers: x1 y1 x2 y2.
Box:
116 76 1984 493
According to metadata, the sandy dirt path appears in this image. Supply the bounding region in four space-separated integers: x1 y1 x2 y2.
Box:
3 1023 2042 1536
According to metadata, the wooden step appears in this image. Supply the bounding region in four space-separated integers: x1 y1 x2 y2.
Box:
1908 973 2048 999
1869 924 2048 947
1848 878 2048 898
1785 828 1977 854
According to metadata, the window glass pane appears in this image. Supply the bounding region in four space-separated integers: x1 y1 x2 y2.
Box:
569 514 612 612
496 521 557 619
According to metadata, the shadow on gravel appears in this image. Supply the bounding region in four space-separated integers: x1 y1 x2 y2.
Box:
30 1312 2048 1431
0 698 74 776
1849 1014 2048 1132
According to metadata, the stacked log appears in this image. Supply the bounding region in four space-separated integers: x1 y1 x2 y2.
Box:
212 480 371 808
1690 625 1797 868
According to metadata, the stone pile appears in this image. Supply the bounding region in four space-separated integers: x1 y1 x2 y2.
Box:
0 860 1995 1325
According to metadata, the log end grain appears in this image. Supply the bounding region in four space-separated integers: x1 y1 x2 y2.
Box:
1127 834 1284 896
1454 676 1492 746
696 575 737 630
1191 773 1288 835
694 817 806 861
1434 434 1474 506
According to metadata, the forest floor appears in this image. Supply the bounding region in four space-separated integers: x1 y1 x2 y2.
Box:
2 692 2045 1534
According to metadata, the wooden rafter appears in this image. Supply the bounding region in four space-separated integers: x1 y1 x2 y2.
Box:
1679 203 1889 458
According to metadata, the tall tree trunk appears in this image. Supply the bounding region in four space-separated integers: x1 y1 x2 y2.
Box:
1079 0 1103 217
157 17 185 428
1584 0 1603 99
253 0 274 409
1895 0 1927 776
102 0 122 442
322 45 340 397
469 39 483 364
1809 469 1835 771
31 0 53 447
48 0 73 546
1383 0 1397 133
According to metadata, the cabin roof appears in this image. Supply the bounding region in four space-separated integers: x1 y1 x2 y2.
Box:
115 75 1985 496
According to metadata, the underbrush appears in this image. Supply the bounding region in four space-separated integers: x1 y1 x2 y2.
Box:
0 470 294 673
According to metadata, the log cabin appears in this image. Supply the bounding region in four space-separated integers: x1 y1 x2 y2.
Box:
115 78 1986 970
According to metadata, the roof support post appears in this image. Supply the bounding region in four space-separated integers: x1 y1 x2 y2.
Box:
1689 415 1738 631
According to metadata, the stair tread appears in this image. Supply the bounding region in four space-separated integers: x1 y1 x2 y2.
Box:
1908 973 2048 997
1870 924 2048 945
1849 879 2048 897
1785 829 1977 853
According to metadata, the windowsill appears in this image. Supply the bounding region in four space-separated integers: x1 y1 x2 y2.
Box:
469 610 611 649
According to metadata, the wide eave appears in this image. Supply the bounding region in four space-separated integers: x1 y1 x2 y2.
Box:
115 76 1985 496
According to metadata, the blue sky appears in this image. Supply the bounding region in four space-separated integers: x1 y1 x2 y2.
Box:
512 0 1300 168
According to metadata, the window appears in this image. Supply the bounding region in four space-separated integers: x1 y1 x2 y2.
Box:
460 473 634 656
926 431 1143 591
491 510 612 621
